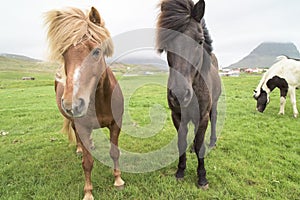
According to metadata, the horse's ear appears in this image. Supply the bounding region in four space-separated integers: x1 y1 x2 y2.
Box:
253 90 259 99
192 0 205 22
89 7 102 26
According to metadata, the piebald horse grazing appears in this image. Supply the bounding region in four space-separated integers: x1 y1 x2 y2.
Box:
254 55 300 118
44 7 124 200
156 0 221 189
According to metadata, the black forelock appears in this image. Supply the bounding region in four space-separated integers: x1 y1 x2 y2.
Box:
156 0 213 55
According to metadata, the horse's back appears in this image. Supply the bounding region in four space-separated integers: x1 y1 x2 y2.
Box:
269 57 300 87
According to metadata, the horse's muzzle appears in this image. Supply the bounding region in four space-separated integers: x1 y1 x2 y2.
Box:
256 105 266 113
61 98 86 118
168 89 192 108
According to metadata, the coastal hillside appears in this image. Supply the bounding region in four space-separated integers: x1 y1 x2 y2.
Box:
227 42 300 69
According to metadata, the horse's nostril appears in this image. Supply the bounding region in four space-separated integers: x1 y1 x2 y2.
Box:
185 89 191 97
78 98 85 110
61 98 73 115
183 89 191 102
169 90 175 98
73 98 85 116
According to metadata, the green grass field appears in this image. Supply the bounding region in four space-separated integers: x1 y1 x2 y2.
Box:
0 60 299 199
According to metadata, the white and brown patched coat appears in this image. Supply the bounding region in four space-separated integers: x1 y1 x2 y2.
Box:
254 55 300 117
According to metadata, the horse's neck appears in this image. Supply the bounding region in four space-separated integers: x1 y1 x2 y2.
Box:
256 74 267 92
96 67 110 96
200 53 211 74
197 56 220 97
256 69 273 94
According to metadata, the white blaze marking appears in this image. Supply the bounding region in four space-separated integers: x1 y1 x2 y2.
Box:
73 67 81 97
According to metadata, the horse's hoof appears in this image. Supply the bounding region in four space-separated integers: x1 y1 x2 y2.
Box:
83 194 94 200
114 184 125 191
76 146 83 155
175 170 185 180
209 144 216 149
198 183 209 190
76 150 83 156
176 177 184 181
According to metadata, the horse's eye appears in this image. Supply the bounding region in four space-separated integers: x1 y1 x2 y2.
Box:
92 48 101 58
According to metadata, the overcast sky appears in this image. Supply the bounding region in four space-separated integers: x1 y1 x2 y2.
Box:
0 0 299 67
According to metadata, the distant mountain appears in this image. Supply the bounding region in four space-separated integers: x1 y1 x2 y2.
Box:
0 53 42 62
227 42 300 69
0 53 56 73
0 52 167 74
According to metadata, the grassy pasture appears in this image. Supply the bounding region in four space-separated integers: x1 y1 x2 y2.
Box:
0 62 299 199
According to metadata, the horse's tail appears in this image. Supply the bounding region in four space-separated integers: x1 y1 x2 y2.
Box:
61 117 76 144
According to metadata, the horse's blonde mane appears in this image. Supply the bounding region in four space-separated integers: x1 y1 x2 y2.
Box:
44 7 113 64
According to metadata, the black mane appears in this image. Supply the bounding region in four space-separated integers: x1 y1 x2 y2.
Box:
201 19 213 54
156 0 213 54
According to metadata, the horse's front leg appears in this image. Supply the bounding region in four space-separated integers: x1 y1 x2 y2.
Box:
194 112 209 190
172 112 188 180
289 87 298 118
109 121 125 189
71 122 83 154
279 86 288 115
279 96 286 115
82 142 94 200
72 122 95 154
75 125 94 200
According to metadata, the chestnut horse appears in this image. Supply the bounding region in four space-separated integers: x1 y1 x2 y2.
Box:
45 7 124 200
156 0 221 189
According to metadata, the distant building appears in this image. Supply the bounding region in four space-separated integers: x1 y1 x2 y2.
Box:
219 69 240 77
245 68 264 73
144 71 154 75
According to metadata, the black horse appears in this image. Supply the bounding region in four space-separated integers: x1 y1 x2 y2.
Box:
156 0 221 189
